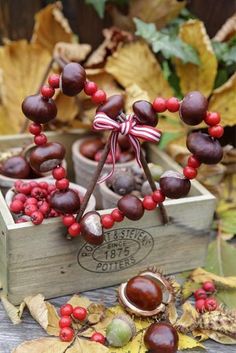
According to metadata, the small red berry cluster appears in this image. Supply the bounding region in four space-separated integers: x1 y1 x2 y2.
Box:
194 281 218 313
59 303 105 344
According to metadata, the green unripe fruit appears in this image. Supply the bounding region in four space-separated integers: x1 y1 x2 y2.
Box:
106 314 136 347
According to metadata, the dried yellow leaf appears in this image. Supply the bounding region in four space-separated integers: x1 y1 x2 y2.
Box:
55 93 78 123
0 295 25 325
125 84 149 113
209 72 236 126
202 330 236 345
12 337 70 353
175 302 199 333
175 20 217 97
67 294 92 308
191 267 236 289
178 332 205 350
31 2 74 53
54 42 91 63
68 338 109 353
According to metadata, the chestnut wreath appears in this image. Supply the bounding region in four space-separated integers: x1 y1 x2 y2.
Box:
21 62 224 245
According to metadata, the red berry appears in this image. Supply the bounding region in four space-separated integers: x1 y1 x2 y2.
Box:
25 197 38 205
56 178 69 190
62 215 76 227
34 134 48 146
194 288 207 300
48 184 56 194
152 190 165 203
16 217 28 223
73 307 87 321
204 112 221 126
24 204 38 216
38 201 50 216
208 125 224 138
202 281 216 293
13 193 27 203
166 97 180 112
31 187 47 200
84 81 98 96
10 200 24 213
29 123 42 135
40 85 55 99
48 74 60 89
31 210 44 225
152 97 166 112
19 183 32 195
68 222 81 237
38 182 48 190
111 209 124 222
143 195 157 210
204 297 218 311
187 155 201 169
183 166 197 179
60 304 73 317
29 181 38 189
90 332 106 345
52 166 66 180
92 90 106 104
195 299 205 313
59 327 74 342
49 208 59 218
59 316 72 329
101 214 114 229
14 180 22 192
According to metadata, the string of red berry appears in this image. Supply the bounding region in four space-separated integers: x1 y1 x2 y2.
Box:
194 281 218 313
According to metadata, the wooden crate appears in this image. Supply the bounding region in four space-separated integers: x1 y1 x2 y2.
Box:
0 132 215 304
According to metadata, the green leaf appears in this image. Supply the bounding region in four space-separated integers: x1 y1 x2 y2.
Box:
85 0 108 18
159 131 183 149
214 68 228 88
212 41 229 61
205 238 236 308
134 18 200 65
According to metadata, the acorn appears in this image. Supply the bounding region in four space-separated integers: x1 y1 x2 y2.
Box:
80 138 105 160
118 194 144 220
187 132 223 164
179 91 208 126
160 170 191 199
80 211 104 245
22 94 57 124
60 63 86 96
96 95 124 119
0 156 30 179
29 142 66 173
133 100 158 126
106 314 136 347
144 322 179 353
50 189 80 214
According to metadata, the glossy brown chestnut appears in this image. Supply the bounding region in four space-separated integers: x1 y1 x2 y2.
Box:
133 100 158 127
96 95 124 120
160 170 191 199
125 276 163 311
179 91 208 126
22 94 57 124
144 322 179 353
80 138 105 160
0 156 30 179
118 194 144 220
187 132 223 164
60 63 86 96
80 211 104 245
29 142 66 173
50 189 80 214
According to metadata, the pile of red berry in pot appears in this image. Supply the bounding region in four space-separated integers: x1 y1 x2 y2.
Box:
59 303 105 344
194 281 218 313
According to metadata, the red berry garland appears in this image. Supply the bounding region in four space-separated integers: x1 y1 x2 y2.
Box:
20 62 224 245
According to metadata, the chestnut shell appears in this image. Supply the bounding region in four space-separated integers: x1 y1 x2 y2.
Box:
133 100 158 127
22 94 57 124
160 170 191 199
80 211 104 245
179 91 208 126
61 63 86 96
0 156 30 179
96 95 124 120
118 194 144 220
144 322 179 353
187 132 223 164
50 189 80 214
29 142 66 173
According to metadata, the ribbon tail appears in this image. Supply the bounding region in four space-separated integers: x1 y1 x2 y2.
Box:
97 132 118 184
128 135 142 168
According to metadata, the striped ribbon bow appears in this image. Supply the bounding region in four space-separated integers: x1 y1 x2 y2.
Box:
93 112 162 183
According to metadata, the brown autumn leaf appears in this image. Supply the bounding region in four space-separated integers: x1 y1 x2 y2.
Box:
24 294 60 336
12 337 71 353
175 20 217 97
87 303 106 324
67 294 92 308
213 12 236 42
54 42 91 63
31 2 74 53
71 338 109 353
0 295 25 325
209 72 236 127
175 302 199 334
125 84 149 113
0 40 51 134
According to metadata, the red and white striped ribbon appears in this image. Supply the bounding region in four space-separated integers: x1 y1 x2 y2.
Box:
93 112 162 183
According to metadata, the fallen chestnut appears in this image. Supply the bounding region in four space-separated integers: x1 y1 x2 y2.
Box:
111 170 135 195
50 189 80 214
125 276 163 311
60 63 86 96
29 142 66 173
144 322 179 353
133 100 158 127
96 94 124 120
118 194 144 220
179 91 208 126
80 211 104 245
160 170 191 199
80 138 105 160
0 156 30 179
22 94 57 124
187 132 223 164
